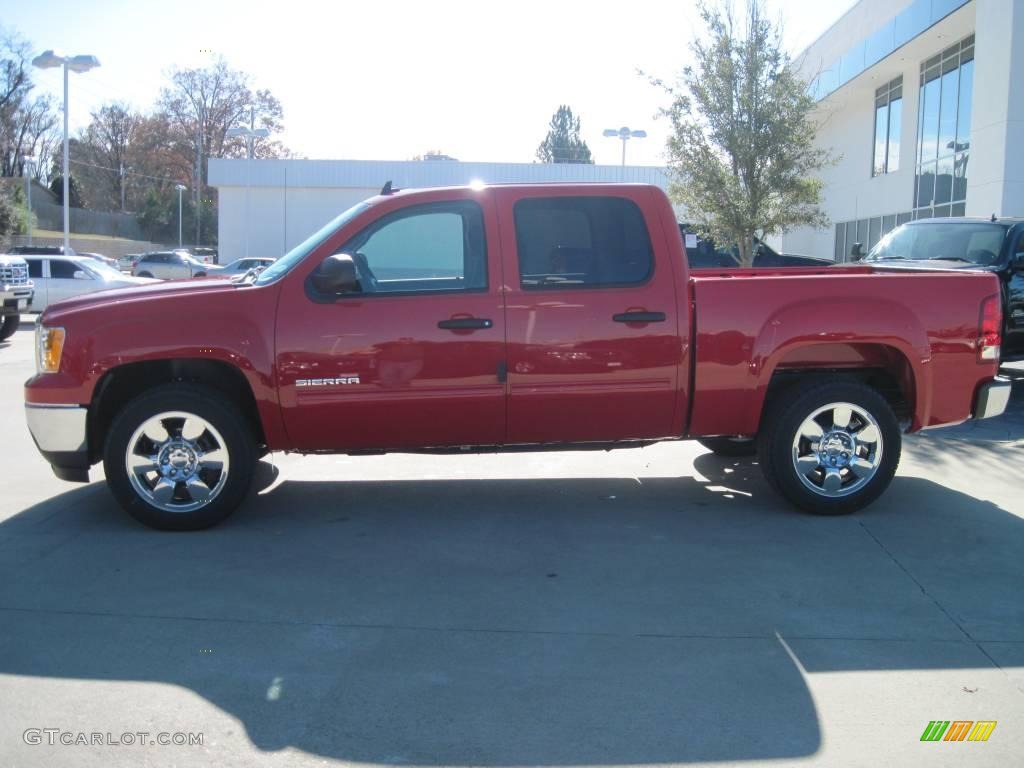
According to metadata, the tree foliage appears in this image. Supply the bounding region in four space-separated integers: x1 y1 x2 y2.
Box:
653 0 835 265
49 173 84 208
0 35 287 245
0 185 21 240
536 105 593 164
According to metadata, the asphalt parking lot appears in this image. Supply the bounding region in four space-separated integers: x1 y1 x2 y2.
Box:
1 318 1022 767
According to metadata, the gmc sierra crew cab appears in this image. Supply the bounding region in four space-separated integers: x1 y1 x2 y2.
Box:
24 183 1011 530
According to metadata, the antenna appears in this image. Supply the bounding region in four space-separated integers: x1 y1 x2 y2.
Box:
381 180 393 195
991 213 997 222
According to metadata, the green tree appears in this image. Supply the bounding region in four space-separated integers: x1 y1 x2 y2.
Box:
49 173 85 208
536 105 593 164
652 0 835 265
0 185 20 241
137 187 174 242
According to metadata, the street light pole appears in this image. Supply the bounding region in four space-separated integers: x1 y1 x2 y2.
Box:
176 184 187 248
602 126 647 167
62 62 69 251
31 50 100 254
21 156 34 245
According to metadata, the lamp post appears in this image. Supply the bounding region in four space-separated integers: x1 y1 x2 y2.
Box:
602 126 647 167
225 123 269 259
31 50 100 254
176 184 187 248
21 155 35 245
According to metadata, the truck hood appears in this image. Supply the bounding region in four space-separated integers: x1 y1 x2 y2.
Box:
40 278 241 324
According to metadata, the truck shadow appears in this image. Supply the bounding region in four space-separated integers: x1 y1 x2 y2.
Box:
0 458 1021 764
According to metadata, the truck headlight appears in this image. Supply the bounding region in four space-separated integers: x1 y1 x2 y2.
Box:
35 326 66 373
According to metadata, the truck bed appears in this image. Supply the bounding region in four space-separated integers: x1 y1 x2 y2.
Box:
687 266 1001 437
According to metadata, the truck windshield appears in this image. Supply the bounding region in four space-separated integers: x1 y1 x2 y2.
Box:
254 202 370 286
866 222 1009 266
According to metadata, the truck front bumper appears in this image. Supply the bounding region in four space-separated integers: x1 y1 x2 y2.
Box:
1 284 33 315
973 377 1012 420
25 403 90 482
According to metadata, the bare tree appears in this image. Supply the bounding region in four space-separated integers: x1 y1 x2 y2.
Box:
156 58 290 242
0 30 61 180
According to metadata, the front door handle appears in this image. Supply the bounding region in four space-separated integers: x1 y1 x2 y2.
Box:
438 317 493 330
612 311 666 323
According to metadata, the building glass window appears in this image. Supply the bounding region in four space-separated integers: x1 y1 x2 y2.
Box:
872 77 902 176
914 35 973 218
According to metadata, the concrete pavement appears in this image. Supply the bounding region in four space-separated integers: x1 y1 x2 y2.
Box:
1 319 1022 767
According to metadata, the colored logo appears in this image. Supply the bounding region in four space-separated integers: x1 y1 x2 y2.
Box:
920 721 997 742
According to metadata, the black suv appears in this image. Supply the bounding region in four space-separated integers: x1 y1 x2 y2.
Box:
860 217 1024 360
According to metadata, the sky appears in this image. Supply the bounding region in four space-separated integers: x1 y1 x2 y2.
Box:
6 0 857 167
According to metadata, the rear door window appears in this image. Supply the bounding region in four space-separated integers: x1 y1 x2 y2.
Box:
513 197 653 288
49 260 78 279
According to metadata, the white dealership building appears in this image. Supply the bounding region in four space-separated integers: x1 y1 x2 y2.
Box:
208 159 670 263
781 0 1024 260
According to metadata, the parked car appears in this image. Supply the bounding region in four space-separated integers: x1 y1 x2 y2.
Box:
22 254 157 312
189 247 219 265
858 217 1024 361
132 251 224 280
681 225 834 268
118 253 142 272
217 257 276 277
24 183 1009 530
0 253 34 341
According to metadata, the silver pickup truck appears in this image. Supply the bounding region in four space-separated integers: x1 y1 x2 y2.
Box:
0 253 34 341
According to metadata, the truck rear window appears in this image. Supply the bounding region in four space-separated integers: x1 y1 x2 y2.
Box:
513 197 653 288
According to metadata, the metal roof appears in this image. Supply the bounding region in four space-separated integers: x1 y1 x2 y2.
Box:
208 158 671 190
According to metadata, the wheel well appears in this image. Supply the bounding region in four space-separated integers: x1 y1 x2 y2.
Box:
765 366 913 426
89 359 266 462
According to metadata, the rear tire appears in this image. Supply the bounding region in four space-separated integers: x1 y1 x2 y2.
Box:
757 380 900 515
697 436 757 457
0 315 19 341
103 383 256 530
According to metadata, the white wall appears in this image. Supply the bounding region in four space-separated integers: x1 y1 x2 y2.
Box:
210 159 671 264
966 0 1024 217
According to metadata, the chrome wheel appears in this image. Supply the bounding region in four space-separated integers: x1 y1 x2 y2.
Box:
790 401 883 498
125 411 230 513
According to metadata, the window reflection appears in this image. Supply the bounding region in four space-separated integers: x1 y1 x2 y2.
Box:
872 77 902 176
914 34 973 219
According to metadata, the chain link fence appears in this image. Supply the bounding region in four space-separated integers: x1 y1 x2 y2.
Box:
31 200 144 241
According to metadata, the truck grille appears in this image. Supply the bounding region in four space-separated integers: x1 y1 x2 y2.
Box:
0 263 29 285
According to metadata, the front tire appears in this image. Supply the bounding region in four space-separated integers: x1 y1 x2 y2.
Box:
757 380 900 515
136 271 154 278
0 315 19 341
103 383 256 530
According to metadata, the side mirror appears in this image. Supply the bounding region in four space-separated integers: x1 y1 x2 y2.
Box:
1013 251 1024 270
850 242 866 260
312 253 360 295
73 270 91 280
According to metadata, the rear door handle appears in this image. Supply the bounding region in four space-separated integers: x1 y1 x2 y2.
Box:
438 317 493 330
612 311 666 323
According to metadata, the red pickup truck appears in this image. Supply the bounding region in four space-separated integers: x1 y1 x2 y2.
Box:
24 184 1010 530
